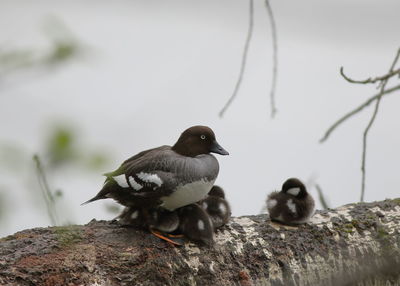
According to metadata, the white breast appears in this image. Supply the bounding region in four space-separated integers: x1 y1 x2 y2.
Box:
160 179 215 211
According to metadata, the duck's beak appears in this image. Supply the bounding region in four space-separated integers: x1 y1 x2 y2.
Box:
210 140 229 155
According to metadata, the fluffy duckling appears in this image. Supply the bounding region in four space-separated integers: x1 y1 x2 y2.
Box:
117 206 182 245
178 204 214 246
147 208 180 234
208 185 225 199
266 178 315 225
117 206 147 228
200 186 231 229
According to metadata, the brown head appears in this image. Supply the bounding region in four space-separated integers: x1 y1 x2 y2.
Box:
172 125 229 157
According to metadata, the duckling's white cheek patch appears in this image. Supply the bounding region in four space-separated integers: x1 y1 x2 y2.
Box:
267 199 277 209
130 210 139 219
287 187 300 196
287 199 297 214
113 175 129 188
202 202 208 209
129 176 143 191
198 220 205 230
218 203 227 214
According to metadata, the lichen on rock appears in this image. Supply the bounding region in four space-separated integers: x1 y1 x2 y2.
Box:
0 199 399 286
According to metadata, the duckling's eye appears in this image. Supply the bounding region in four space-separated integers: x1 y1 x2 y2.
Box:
200 135 206 140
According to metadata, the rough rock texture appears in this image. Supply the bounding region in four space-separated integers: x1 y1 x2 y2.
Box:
1 199 400 286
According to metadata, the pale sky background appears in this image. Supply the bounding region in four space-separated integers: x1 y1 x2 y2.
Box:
0 0 399 237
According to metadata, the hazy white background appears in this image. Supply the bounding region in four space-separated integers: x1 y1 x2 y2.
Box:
0 0 399 237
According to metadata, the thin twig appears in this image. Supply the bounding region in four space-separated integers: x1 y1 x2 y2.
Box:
219 0 254 118
360 48 400 202
315 184 330 210
264 0 278 118
340 66 400 85
33 154 59 226
319 83 400 143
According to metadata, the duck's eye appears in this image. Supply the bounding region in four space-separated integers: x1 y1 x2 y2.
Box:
200 135 206 140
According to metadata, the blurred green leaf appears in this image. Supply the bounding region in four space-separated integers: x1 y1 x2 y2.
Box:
104 203 122 215
43 17 82 66
46 40 79 65
46 127 77 167
0 17 83 80
0 50 35 72
54 190 63 198
44 124 111 171
86 152 109 170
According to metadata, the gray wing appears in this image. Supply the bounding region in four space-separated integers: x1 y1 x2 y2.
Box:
86 146 219 207
105 146 185 200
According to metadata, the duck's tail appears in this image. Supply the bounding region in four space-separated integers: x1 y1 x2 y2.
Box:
81 195 105 206
81 179 113 206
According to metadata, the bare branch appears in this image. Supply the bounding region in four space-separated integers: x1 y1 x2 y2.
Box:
315 184 330 210
340 66 400 85
264 0 279 118
321 48 400 202
219 0 254 118
319 83 400 143
33 154 59 226
360 48 400 202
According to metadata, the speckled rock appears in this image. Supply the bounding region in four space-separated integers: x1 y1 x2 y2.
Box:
1 199 400 286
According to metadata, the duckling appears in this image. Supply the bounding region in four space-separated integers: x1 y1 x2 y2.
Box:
117 206 146 228
208 185 225 199
146 208 184 245
200 186 231 229
147 208 180 234
117 206 183 245
178 204 214 246
266 178 315 225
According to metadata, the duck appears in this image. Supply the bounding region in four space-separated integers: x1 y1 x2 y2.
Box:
178 203 214 246
266 178 315 225
82 126 229 211
117 206 183 245
199 186 231 229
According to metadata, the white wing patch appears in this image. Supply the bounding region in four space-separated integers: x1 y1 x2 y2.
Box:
129 176 143 191
137 172 163 187
198 219 205 231
287 187 301 196
287 199 297 214
267 199 277 209
113 175 129 188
